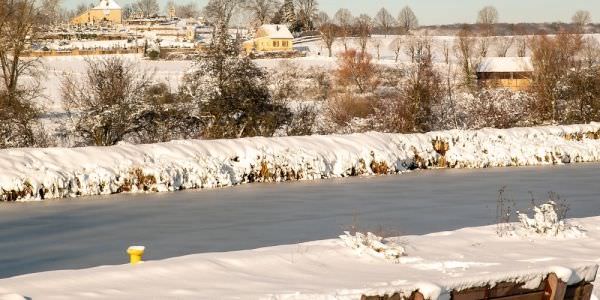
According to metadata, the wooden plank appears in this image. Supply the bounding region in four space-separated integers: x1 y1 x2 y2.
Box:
452 280 546 300
494 291 546 300
452 286 488 300
363 273 591 300
362 290 423 300
489 281 546 298
544 273 567 300
565 283 594 300
410 291 425 300
361 293 402 300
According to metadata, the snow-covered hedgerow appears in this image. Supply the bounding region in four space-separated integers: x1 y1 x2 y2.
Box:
2 123 600 201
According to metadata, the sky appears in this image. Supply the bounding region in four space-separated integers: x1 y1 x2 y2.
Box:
64 0 600 26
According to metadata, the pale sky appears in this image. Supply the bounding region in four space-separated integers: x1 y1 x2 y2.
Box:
64 0 600 26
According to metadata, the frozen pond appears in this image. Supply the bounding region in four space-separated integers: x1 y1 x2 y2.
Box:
1 164 599 278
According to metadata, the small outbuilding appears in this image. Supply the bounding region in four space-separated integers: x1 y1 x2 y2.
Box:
476 57 534 90
243 24 294 54
71 0 123 25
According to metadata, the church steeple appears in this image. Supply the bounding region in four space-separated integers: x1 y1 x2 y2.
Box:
168 3 176 19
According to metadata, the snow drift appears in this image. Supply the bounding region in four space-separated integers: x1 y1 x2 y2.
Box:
0 216 599 299
2 123 600 201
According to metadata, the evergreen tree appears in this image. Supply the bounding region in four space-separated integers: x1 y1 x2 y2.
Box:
181 38 291 139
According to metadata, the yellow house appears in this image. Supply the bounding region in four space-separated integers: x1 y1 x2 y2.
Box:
71 0 123 25
243 24 294 54
477 57 534 91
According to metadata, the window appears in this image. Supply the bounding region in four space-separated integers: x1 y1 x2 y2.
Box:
282 41 288 47
273 41 279 47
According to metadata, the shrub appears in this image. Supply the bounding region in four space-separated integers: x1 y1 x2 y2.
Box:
61 57 199 146
147 49 160 60
286 103 317 136
325 93 375 127
0 91 45 148
336 49 379 94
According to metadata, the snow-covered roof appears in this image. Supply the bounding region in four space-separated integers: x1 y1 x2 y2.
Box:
257 24 293 39
477 57 534 73
93 0 121 10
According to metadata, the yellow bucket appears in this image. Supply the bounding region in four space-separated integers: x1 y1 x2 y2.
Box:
127 246 145 265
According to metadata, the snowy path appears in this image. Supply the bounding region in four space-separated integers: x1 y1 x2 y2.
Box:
0 164 599 279
0 215 599 300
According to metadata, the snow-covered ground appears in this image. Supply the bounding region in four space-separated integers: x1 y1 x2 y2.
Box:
0 216 598 300
2 123 600 201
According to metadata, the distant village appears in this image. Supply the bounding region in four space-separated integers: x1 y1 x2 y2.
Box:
33 0 299 60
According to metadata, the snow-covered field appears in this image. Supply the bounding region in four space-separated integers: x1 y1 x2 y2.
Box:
2 123 600 201
0 216 598 300
38 54 191 113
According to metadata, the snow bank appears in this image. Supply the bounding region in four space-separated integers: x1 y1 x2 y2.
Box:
2 123 600 201
0 217 598 299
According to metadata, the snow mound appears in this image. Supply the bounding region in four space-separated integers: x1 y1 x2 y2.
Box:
340 231 405 260
516 201 585 238
0 294 26 300
0 216 599 299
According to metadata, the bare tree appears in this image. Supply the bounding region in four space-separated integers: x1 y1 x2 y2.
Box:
72 3 87 16
244 0 280 27
441 40 450 64
372 37 383 60
0 0 47 148
495 36 514 57
516 36 528 57
477 6 498 25
572 10 591 27
355 14 372 54
334 8 353 51
454 27 477 87
476 36 493 58
397 6 418 34
530 32 584 123
477 6 498 35
404 34 432 64
375 7 395 37
175 2 200 18
134 0 160 18
0 0 45 97
203 0 239 45
390 37 403 62
314 11 329 28
320 22 338 57
122 3 135 19
294 0 318 31
582 36 600 68
404 35 417 62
